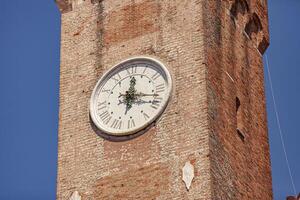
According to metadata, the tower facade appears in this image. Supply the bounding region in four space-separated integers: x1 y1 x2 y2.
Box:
55 0 272 199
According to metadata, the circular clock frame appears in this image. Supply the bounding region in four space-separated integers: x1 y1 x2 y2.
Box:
89 56 173 136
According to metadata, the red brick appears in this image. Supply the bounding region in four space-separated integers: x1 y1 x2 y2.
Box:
56 0 272 199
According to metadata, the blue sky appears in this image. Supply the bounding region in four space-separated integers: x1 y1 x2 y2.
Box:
0 0 299 199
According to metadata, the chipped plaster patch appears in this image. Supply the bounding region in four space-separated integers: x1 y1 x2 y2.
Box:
70 191 81 200
182 161 195 191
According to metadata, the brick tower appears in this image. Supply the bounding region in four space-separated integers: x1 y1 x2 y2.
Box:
55 0 272 199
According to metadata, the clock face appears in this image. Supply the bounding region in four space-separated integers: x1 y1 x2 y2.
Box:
90 57 172 136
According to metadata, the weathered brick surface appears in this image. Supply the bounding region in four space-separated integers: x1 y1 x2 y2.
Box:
203 0 272 199
56 0 272 199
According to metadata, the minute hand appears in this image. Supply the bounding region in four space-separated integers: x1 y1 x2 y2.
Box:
118 92 159 98
135 93 159 97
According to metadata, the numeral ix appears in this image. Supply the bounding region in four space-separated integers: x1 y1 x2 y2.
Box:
99 111 112 125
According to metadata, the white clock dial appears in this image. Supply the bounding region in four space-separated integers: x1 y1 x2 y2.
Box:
90 57 172 136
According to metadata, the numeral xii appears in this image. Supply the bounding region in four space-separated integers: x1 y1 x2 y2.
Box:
126 65 137 75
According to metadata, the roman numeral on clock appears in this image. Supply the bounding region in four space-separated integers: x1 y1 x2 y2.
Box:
111 119 122 129
143 112 150 120
151 72 160 80
111 73 122 84
99 111 112 125
155 83 165 93
97 101 106 111
101 89 110 94
127 118 136 129
142 66 147 74
151 97 163 110
126 65 137 75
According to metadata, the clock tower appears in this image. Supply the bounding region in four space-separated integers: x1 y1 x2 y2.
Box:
55 0 273 199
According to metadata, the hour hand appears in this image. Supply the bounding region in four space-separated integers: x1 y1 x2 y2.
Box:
118 99 126 105
118 92 126 98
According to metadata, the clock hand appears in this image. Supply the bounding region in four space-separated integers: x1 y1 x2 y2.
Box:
123 77 137 110
135 99 155 104
118 99 126 105
118 93 125 98
136 92 159 97
119 92 159 97
120 77 161 110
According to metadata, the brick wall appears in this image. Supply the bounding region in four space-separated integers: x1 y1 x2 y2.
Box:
56 0 272 199
203 0 272 199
